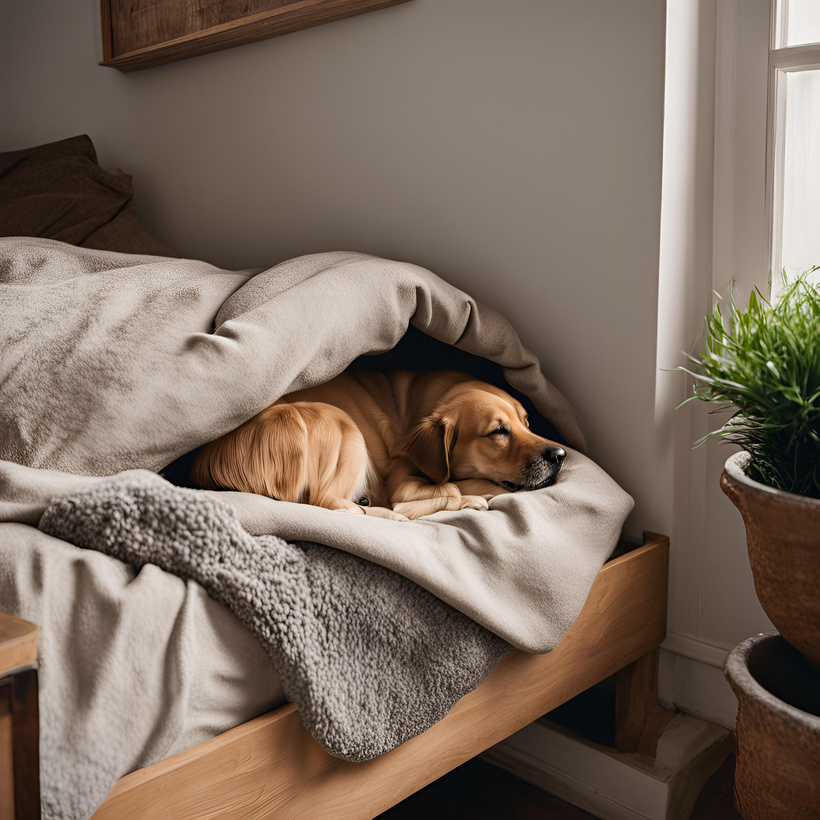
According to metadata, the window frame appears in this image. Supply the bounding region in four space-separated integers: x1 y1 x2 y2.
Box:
766 0 820 287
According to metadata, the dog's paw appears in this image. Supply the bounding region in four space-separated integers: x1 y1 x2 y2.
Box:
439 482 463 501
459 495 490 511
392 502 426 519
364 506 410 522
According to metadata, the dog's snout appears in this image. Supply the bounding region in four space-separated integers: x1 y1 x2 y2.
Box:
542 446 566 466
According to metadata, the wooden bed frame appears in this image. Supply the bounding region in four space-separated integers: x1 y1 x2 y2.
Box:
0 532 668 820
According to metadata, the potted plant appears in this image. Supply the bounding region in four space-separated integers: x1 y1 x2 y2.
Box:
681 274 820 663
723 632 820 818
682 274 820 819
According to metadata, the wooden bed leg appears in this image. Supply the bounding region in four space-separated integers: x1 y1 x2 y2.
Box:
615 648 660 753
0 615 41 820
10 669 40 820
0 669 40 820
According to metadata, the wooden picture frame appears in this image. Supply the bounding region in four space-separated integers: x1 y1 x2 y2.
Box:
99 0 413 72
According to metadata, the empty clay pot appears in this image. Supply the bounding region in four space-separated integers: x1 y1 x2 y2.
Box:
725 632 820 819
721 452 820 666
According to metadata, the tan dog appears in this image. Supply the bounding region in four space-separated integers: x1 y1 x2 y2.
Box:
193 370 566 520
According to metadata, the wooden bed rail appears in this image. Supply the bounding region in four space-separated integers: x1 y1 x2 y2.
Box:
0 532 669 820
96 532 669 819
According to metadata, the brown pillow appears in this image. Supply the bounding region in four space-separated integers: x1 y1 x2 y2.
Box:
81 197 178 257
0 134 177 257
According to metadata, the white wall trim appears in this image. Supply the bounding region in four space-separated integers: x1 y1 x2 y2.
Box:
657 0 772 728
486 729 666 820
661 631 731 668
713 0 740 291
659 637 739 728
485 715 733 820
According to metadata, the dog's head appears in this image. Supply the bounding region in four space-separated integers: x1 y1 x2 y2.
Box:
401 384 565 489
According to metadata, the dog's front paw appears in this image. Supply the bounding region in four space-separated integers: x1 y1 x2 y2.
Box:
364 506 410 522
459 495 490 512
331 499 366 514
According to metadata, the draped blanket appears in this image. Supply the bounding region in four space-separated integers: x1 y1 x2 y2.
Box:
0 237 634 818
0 237 632 650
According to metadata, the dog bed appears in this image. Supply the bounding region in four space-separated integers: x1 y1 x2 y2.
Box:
0 236 632 649
0 237 633 816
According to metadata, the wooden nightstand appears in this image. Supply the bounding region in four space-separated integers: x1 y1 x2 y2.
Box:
0 613 40 820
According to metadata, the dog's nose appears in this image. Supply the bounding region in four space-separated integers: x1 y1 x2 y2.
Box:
542 446 566 466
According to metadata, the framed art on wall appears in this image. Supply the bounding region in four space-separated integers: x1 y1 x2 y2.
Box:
100 0 411 71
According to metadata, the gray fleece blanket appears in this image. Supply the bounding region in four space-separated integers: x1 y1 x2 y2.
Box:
40 471 510 764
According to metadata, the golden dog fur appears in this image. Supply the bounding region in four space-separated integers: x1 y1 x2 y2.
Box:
193 370 565 520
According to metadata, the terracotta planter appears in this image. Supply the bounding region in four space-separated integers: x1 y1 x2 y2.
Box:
725 633 820 819
721 452 820 666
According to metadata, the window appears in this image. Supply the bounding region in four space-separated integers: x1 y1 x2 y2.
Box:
769 0 820 282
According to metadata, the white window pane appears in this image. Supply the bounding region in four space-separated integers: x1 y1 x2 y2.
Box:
782 0 820 47
780 70 820 281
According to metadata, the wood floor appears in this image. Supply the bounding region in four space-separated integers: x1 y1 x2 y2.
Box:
380 755 742 819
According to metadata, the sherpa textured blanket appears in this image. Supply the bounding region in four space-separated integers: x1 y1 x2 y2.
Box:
0 237 634 815
39 471 512 763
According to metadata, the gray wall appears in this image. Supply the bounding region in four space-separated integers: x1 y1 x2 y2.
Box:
0 0 667 537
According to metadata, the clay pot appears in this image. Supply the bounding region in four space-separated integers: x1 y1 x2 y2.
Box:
721 452 820 666
725 633 820 819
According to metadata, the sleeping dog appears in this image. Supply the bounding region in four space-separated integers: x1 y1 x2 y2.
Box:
192 370 566 520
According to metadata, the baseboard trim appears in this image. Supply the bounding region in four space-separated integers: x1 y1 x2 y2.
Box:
659 633 738 728
661 632 732 669
484 716 733 820
485 729 663 820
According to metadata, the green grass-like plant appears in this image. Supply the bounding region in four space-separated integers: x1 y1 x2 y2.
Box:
680 272 820 499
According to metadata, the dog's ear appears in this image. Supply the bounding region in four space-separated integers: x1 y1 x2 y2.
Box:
401 413 457 484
